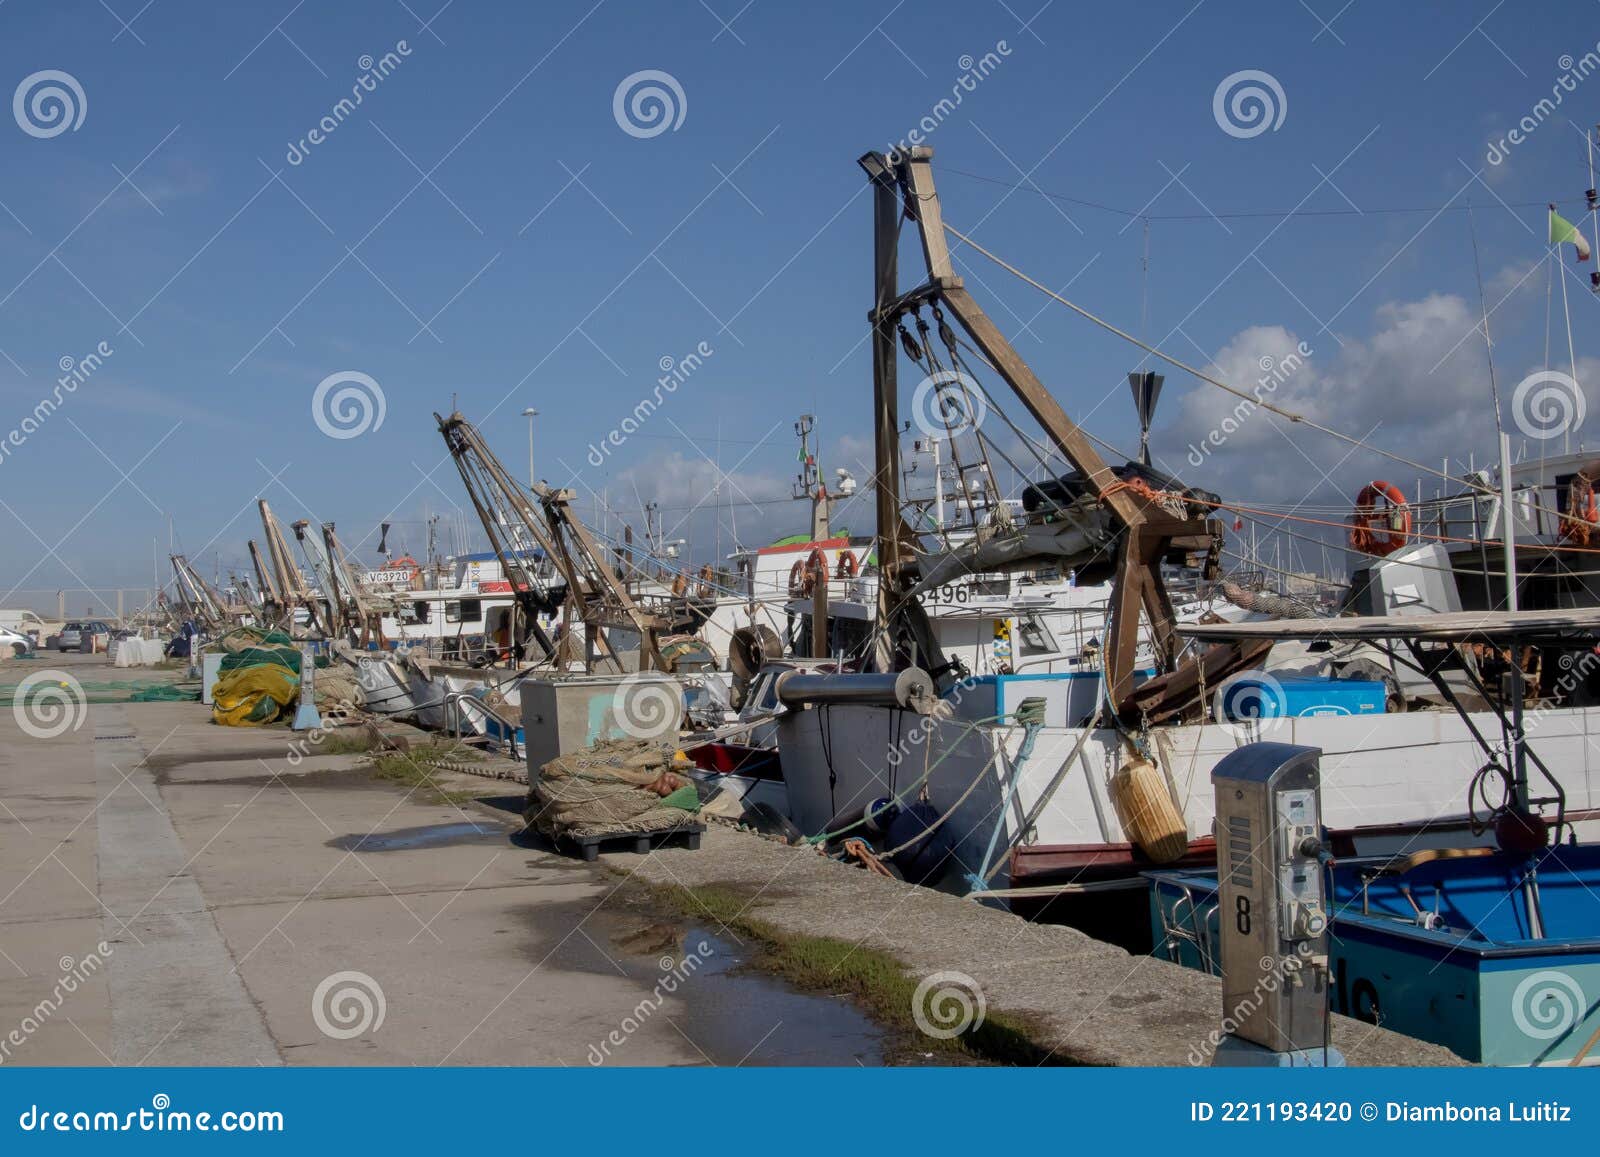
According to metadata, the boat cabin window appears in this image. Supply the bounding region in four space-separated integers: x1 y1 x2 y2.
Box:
409 600 431 624
446 598 482 624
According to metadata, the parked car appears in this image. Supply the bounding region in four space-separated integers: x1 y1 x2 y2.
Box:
81 621 112 653
57 620 112 652
0 626 34 657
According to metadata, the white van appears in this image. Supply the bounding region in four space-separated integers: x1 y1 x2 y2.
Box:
0 609 59 643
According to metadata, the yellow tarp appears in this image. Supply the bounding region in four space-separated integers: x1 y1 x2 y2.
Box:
211 663 298 726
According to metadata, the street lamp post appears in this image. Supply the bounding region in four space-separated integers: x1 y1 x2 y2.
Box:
521 407 538 488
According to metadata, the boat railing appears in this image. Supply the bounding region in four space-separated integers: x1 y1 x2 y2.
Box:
441 691 521 762
1153 877 1221 975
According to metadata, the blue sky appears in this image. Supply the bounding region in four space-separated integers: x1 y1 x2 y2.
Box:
2 0 1598 612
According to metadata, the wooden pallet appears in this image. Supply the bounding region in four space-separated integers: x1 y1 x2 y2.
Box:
558 822 705 862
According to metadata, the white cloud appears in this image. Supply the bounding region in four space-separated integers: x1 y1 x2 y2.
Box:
1150 292 1498 505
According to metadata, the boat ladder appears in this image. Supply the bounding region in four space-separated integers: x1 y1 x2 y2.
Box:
1154 880 1221 976
441 691 522 763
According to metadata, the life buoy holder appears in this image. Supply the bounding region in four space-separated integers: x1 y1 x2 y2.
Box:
1348 481 1411 557
835 550 858 579
788 548 829 598
1560 476 1600 545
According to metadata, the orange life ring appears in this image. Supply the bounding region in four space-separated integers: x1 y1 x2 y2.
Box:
788 549 828 598
670 573 688 597
835 550 858 579
1348 481 1411 557
1561 477 1600 545
695 563 716 599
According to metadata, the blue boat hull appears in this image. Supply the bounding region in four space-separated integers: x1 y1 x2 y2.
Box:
1148 844 1600 1065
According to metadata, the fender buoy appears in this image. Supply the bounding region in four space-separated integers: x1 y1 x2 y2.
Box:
1348 481 1411 557
835 550 858 579
1560 477 1599 546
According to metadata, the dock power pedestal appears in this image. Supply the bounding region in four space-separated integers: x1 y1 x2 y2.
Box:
1210 742 1342 1067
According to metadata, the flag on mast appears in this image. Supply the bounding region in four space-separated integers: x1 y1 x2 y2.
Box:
1550 205 1592 261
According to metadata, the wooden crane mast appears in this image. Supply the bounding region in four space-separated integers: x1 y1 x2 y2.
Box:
861 147 1239 716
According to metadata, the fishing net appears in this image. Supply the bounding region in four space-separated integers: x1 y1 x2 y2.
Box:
130 684 199 702
218 644 301 675
211 663 298 726
313 665 364 711
0 678 194 706
527 738 699 840
210 636 301 726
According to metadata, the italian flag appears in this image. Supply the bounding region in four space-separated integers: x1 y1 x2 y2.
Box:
1550 206 1591 261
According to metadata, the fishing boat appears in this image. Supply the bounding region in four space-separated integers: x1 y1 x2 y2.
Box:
748 148 1600 938
1148 844 1600 1065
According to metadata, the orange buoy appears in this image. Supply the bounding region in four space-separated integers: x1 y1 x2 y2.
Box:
1348 480 1411 557
1560 476 1599 546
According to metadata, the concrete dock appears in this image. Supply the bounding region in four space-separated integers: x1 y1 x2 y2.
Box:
0 652 1459 1067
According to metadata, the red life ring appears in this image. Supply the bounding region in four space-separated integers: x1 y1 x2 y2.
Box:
788 549 828 598
1348 481 1411 557
835 550 858 579
1561 477 1600 545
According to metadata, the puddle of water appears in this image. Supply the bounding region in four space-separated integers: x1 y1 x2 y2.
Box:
537 898 892 1067
327 821 505 852
665 928 886 1066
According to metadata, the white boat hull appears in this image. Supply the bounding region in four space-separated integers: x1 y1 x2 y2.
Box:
773 701 1600 888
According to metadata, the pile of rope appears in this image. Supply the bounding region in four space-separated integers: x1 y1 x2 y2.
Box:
526 738 699 840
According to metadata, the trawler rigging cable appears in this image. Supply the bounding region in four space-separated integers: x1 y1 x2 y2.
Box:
941 219 1503 497
946 222 1600 546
